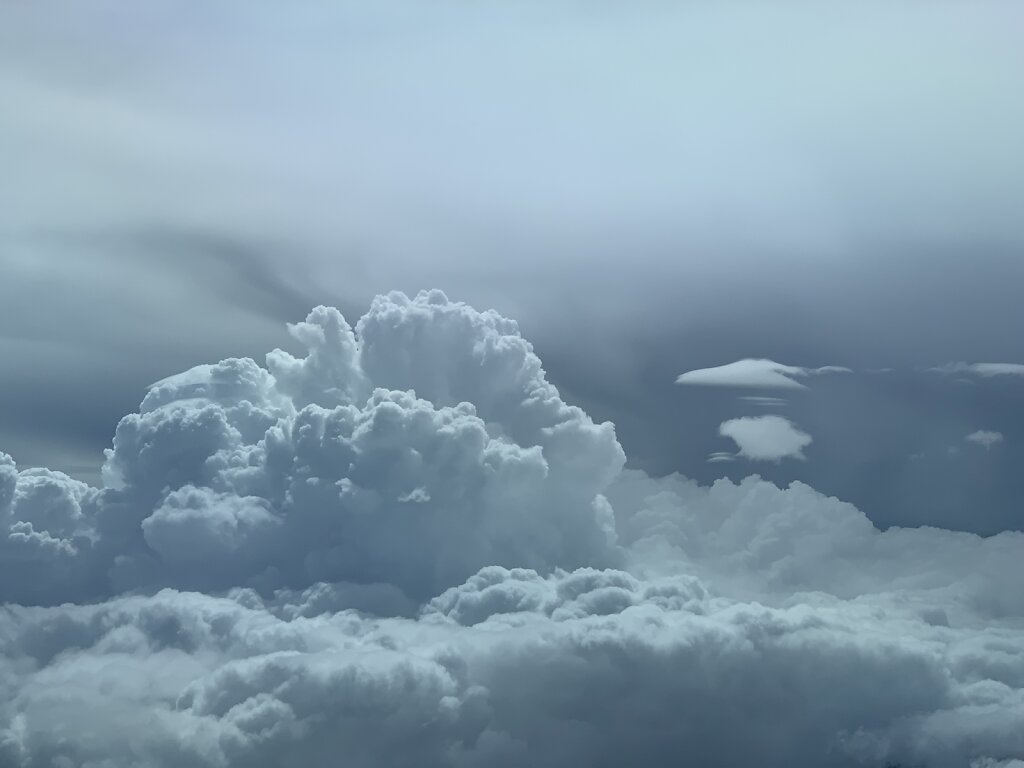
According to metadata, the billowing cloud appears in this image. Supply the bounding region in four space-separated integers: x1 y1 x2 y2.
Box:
1 290 623 607
966 430 1004 450
676 359 851 390
2 293 1024 768
717 415 812 461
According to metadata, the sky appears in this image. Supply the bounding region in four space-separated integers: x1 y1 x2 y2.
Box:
3 0 1024 532
2 2 1024 767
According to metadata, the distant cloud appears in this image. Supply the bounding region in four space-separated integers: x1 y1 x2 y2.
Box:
738 396 789 407
718 415 812 462
676 359 852 390
706 451 736 463
966 430 1004 450
932 362 1024 379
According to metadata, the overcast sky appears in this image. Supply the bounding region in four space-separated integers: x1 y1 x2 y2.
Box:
3 0 1023 532
2 4 1024 766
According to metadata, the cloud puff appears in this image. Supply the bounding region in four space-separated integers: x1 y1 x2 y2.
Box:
717 415 812 461
1 290 623 606
676 359 851 390
932 362 1024 379
607 468 1024 612
3 292 1024 768
966 430 1004 450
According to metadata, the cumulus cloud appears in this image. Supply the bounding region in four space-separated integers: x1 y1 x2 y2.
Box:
676 359 851 390
2 292 1024 768
717 415 812 462
966 430 1004 450
2 290 623 606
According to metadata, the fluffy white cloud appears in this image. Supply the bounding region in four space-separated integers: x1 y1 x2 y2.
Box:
718 415 812 462
3 545 1024 768
2 293 1024 768
966 430 1004 450
607 468 1024 616
2 291 623 606
676 359 851 390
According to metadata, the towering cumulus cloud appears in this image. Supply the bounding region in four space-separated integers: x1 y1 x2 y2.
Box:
1 292 1022 768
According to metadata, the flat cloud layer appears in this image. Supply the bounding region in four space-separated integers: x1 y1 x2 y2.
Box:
676 359 852 390
933 363 1024 379
2 292 1023 768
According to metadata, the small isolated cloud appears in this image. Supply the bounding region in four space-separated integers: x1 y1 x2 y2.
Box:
932 362 1024 379
676 359 851 390
738 396 788 407
966 430 1004 450
718 415 812 462
706 451 736 463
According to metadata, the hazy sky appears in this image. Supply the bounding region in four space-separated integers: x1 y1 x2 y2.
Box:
3 0 1023 532
2 5 1024 764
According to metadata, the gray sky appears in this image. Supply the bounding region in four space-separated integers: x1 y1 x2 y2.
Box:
2 0 1024 531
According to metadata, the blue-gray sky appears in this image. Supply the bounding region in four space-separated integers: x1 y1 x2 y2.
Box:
3 0 1023 533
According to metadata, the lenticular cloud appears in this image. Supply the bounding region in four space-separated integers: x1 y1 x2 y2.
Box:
2 291 1023 768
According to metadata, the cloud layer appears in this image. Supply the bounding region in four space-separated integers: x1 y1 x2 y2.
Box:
2 292 1023 768
934 363 1024 380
